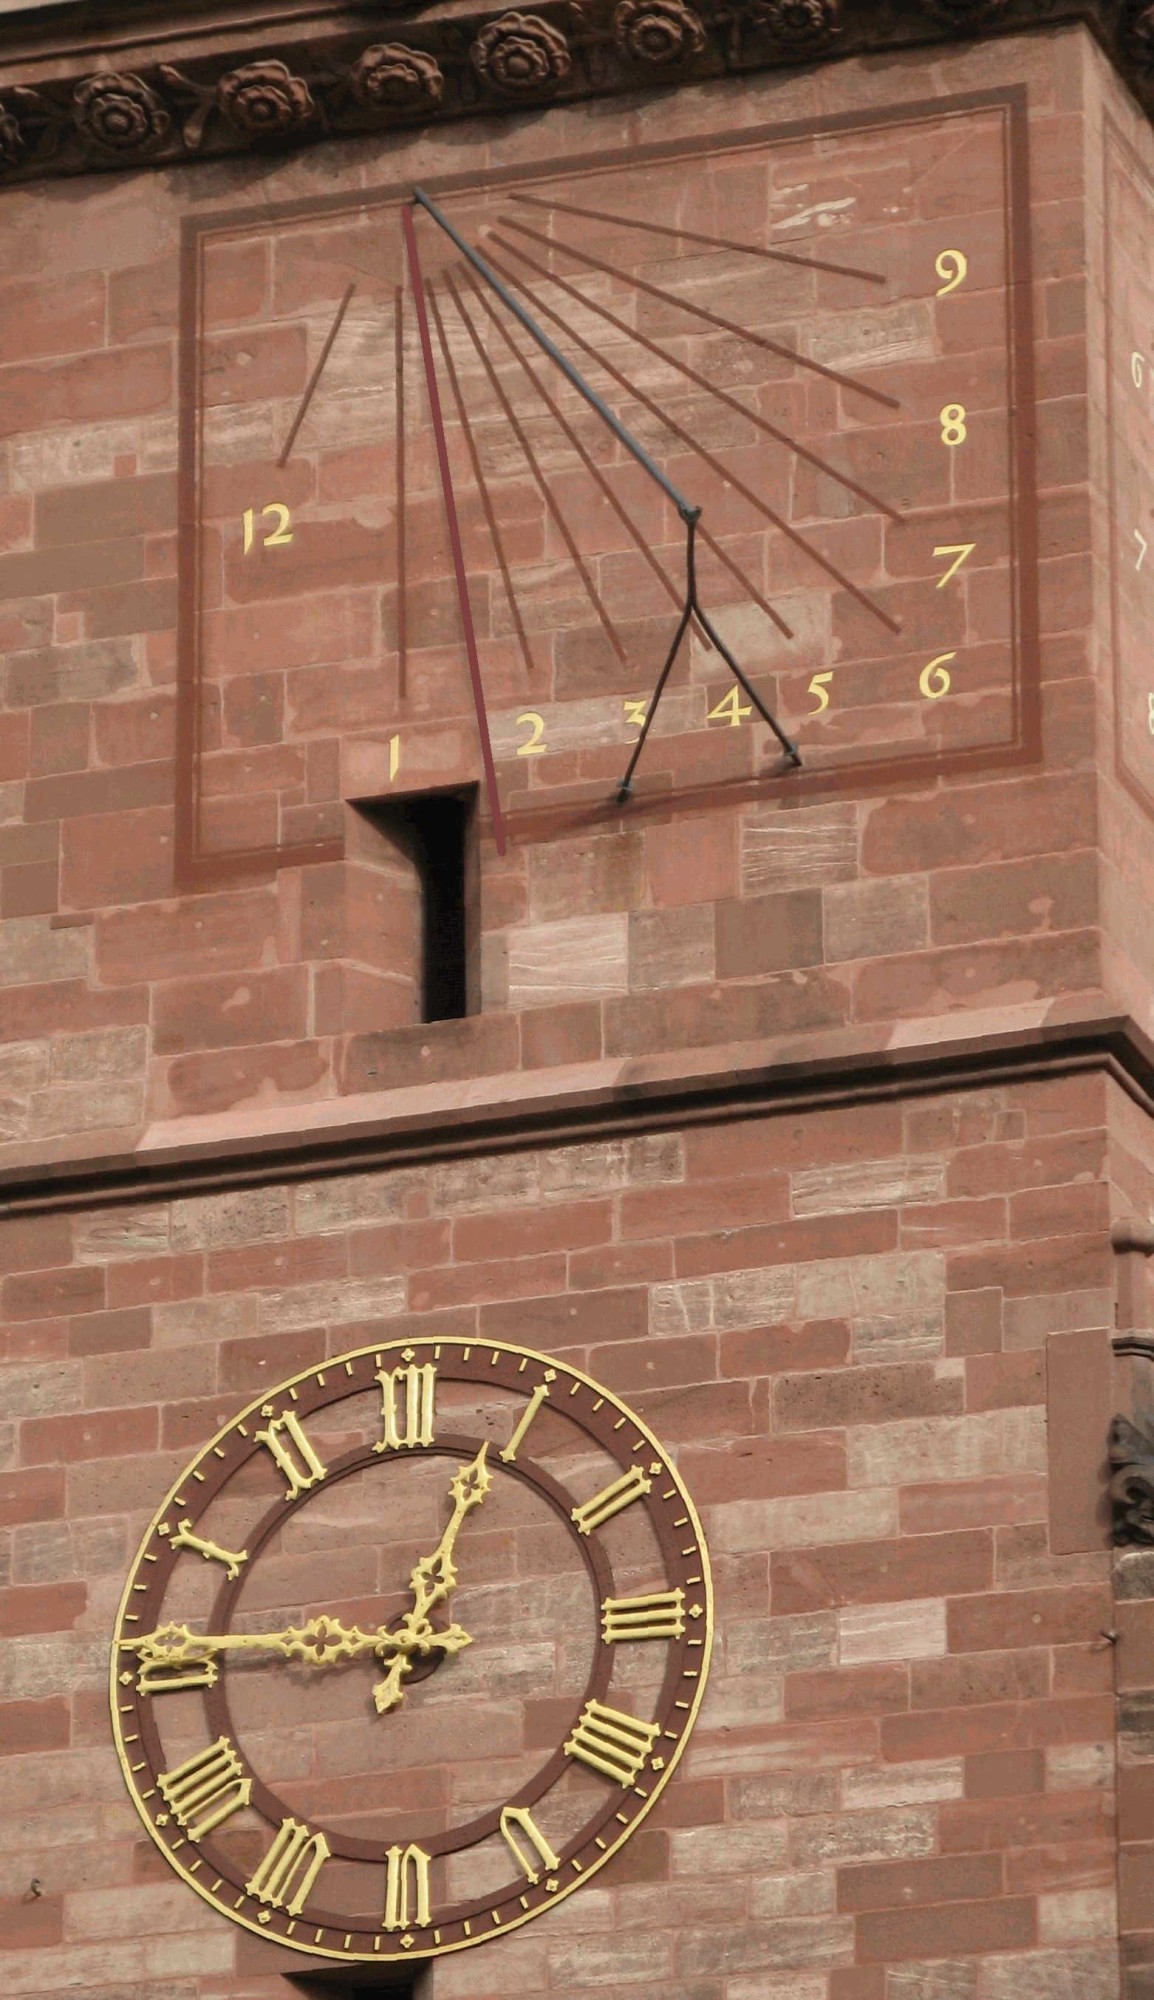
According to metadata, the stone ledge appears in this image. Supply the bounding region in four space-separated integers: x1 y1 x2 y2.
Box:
0 1 1152 185
0 990 1149 1212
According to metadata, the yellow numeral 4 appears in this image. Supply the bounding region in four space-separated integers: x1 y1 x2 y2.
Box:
707 686 752 729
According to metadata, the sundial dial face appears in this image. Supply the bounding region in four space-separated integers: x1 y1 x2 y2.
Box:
178 85 1038 877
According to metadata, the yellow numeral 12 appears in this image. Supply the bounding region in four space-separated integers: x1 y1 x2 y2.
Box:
243 502 293 552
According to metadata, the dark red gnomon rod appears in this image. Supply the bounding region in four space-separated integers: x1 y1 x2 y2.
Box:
401 201 508 854
405 188 800 810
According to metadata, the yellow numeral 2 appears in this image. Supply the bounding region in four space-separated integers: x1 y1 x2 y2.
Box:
516 711 547 756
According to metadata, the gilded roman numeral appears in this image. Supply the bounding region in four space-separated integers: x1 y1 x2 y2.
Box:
159 1518 247 1582
383 1842 431 1929
253 1410 327 1500
601 1588 686 1642
122 1645 217 1698
374 1361 436 1452
499 1804 560 1884
564 1700 660 1785
246 1817 331 1916
571 1465 652 1536
157 1736 251 1842
499 1373 554 1464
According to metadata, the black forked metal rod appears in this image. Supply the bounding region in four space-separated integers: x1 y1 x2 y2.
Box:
408 187 802 795
411 186 700 526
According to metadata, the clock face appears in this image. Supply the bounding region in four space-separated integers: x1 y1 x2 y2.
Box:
177 84 1039 883
110 1338 712 1964
1106 114 1154 816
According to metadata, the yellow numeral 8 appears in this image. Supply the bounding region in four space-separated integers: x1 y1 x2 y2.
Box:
939 405 967 448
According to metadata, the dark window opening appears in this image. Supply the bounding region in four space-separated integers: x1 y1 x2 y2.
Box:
350 788 476 1026
289 1967 429 1999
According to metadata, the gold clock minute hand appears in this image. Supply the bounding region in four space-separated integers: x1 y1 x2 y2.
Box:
123 1612 475 1677
372 1442 492 1715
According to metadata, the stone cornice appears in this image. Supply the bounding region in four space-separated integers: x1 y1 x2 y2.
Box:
0 1 1151 185
0 996 1150 1214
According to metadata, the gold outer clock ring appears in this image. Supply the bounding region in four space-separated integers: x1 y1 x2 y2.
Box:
109 1334 714 1963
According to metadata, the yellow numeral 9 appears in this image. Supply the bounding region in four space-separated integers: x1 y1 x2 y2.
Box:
935 249 968 297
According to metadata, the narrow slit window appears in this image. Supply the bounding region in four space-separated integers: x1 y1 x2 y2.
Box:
348 789 476 1026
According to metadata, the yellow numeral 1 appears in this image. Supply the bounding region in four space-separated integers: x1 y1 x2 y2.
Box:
707 686 751 728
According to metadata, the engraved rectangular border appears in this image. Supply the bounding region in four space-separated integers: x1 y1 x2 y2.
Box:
175 83 1041 888
1105 109 1154 821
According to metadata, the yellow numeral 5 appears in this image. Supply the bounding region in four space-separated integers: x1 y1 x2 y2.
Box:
808 672 833 715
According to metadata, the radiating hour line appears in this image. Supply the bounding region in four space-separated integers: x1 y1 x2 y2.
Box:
491 229 898 522
497 216 901 410
442 270 629 666
458 266 708 643
427 280 537 682
511 190 888 285
484 241 793 639
394 284 407 698
486 239 898 632
277 281 356 467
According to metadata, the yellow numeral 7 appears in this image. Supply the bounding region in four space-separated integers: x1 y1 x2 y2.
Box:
933 542 975 587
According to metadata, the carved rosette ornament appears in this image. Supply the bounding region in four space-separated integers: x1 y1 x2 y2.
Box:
614 0 707 63
0 107 24 172
1110 1416 1154 1544
919 0 1012 23
216 59 315 139
754 0 841 46
470 12 573 94
350 43 445 112
73 71 170 155
1123 0 1154 63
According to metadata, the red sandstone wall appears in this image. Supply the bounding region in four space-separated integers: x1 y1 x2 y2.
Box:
0 1071 1123 1998
0 28 1108 1159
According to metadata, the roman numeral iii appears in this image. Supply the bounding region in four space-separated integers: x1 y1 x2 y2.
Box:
564 1700 660 1785
571 1464 652 1536
601 1588 686 1642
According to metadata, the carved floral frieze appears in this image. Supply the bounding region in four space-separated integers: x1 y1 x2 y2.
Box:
0 1 1147 186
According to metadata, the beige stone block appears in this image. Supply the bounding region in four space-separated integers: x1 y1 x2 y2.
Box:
888 1966 977 2000
792 1157 944 1216
27 1081 144 1136
714 1486 898 1553
797 1248 944 1321
507 913 629 1006
171 1184 291 1251
750 1871 835 1918
847 1405 1046 1488
742 801 859 894
629 905 715 990
1037 1888 1117 1945
791 1806 937 1865
980 1945 1119 2000
823 874 930 961
297 1169 420 1231
0 916 87 988
842 1760 964 1809
1044 1741 1113 1791
838 1598 947 1664
73 1206 168 1264
669 1821 789 1877
258 1274 406 1331
726 1611 838 1678
50 1026 148 1082
5 1361 84 1420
